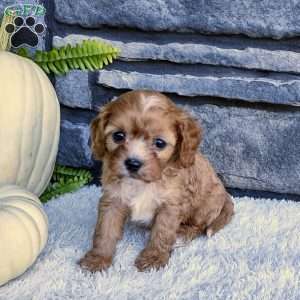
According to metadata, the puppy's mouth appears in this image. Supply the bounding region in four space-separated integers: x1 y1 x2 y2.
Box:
127 171 142 180
124 171 154 183
120 168 161 183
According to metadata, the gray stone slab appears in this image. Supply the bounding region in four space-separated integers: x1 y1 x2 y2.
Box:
55 70 92 109
54 35 300 74
54 0 300 39
97 65 300 106
57 111 94 168
190 104 300 195
0 0 14 12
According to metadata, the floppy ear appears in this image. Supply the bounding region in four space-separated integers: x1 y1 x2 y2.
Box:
90 107 111 160
176 111 202 168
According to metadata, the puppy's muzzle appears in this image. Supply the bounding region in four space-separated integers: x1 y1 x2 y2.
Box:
125 157 143 173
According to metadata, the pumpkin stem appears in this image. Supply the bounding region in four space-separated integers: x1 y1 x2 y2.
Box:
0 13 14 51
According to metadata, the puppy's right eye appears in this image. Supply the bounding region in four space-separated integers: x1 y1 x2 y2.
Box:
112 131 126 143
154 138 167 149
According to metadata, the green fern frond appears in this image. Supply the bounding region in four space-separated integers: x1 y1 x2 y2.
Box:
40 165 93 203
16 47 31 58
52 165 93 182
34 39 120 75
40 180 89 203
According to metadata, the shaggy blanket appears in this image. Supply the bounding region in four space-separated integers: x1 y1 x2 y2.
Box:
1 185 299 300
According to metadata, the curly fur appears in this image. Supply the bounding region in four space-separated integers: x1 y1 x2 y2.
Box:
79 90 234 272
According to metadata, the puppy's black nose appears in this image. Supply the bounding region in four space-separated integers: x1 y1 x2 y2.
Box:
125 158 143 172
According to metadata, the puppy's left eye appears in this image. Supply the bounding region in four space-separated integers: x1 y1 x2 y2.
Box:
112 131 126 143
154 138 167 149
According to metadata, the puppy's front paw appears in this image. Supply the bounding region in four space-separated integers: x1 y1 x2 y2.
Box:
135 248 170 272
78 250 112 272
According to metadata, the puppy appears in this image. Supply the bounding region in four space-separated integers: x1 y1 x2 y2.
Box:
79 90 234 272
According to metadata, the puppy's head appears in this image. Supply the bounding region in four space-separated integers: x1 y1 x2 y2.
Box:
91 90 201 182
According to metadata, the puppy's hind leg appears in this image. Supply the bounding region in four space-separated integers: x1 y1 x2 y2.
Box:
177 222 207 241
206 194 234 237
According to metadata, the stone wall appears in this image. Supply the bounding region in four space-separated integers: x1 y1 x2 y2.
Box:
51 0 300 195
2 0 300 195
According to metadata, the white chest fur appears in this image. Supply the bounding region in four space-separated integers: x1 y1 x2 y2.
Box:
129 187 158 225
108 178 165 225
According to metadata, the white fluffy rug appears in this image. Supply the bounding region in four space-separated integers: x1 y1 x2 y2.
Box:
1 185 300 300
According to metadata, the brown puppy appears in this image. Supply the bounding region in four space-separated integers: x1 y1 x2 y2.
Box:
79 90 234 272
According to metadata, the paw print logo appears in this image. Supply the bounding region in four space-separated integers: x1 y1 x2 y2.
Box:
5 16 45 48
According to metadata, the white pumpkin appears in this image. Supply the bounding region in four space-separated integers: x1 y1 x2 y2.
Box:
0 185 48 286
0 51 60 196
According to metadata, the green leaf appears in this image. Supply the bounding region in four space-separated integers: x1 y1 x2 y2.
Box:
16 48 31 58
76 57 86 70
54 61 65 74
71 57 79 69
103 56 109 65
82 57 93 70
40 164 93 203
29 39 120 76
59 47 66 59
40 62 50 74
34 50 43 62
65 44 73 58
48 62 61 75
107 54 113 64
88 56 98 69
60 59 69 73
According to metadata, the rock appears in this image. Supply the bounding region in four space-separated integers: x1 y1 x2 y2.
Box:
53 34 300 110
54 0 300 39
54 34 300 75
55 70 92 109
190 103 300 195
47 1 300 196
97 63 300 106
0 0 15 12
57 108 95 167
